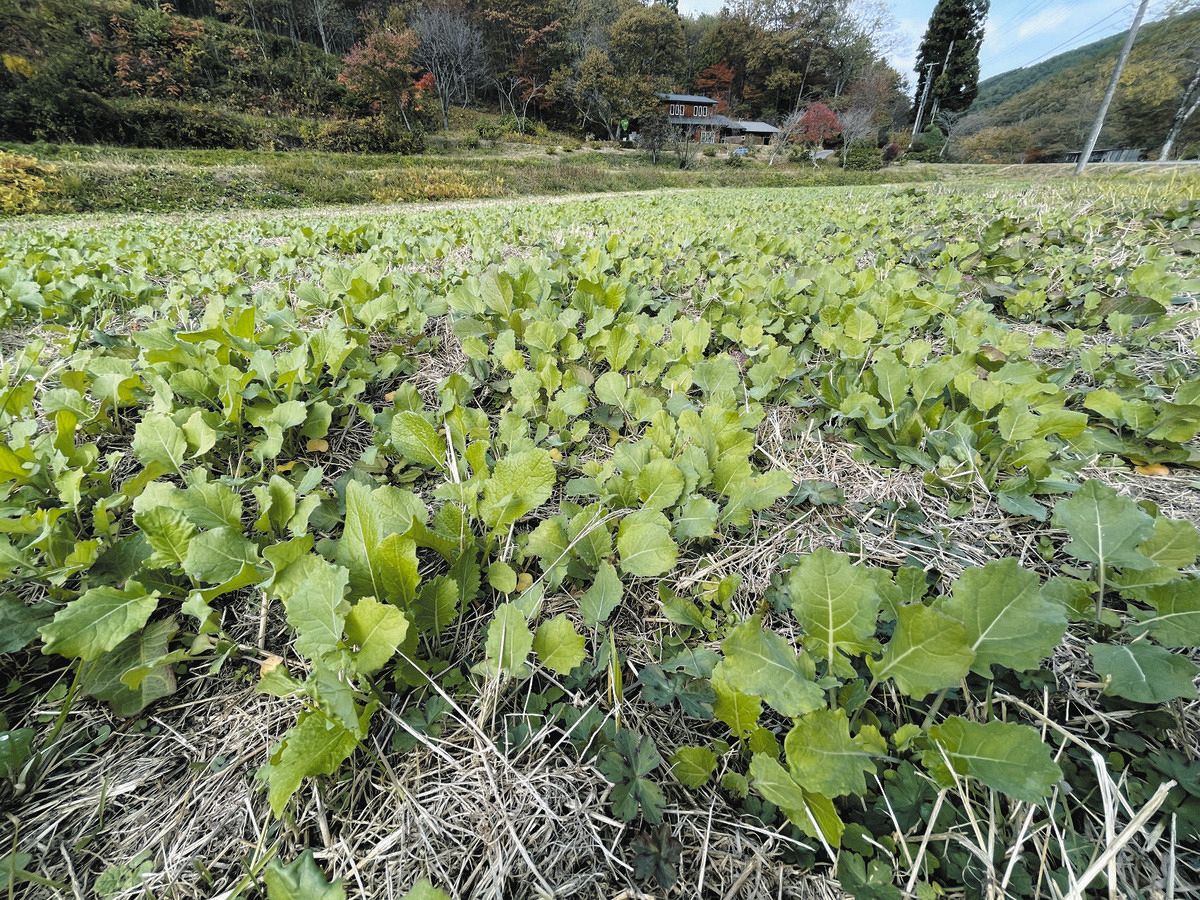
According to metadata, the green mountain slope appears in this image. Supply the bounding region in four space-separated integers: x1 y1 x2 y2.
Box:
964 10 1200 159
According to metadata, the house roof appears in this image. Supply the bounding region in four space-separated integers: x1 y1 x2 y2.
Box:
658 92 717 104
734 120 779 133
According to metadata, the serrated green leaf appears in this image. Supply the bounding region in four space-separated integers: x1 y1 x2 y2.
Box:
135 506 196 570
938 558 1066 675
264 850 345 900
720 616 823 717
710 662 761 736
183 526 259 584
1130 580 1200 648
483 602 533 677
336 481 422 599
1139 517 1200 569
867 605 974 698
1089 641 1198 703
925 717 1060 803
580 560 623 626
673 495 718 540
670 745 717 787
345 597 409 674
391 411 446 469
480 449 555 529
783 708 876 798
1052 480 1154 572
787 549 880 675
264 710 363 816
40 582 159 661
132 413 187 473
274 555 350 660
533 614 587 674
80 616 178 715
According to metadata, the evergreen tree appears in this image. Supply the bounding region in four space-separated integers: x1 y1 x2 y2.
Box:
913 0 988 116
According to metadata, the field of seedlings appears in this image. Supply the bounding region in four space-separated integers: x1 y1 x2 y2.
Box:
1 178 1199 900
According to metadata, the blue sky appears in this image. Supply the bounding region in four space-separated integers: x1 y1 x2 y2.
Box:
676 1 1165 86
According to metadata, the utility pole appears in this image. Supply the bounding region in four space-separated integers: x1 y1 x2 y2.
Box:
1074 0 1151 175
927 40 955 135
910 62 938 147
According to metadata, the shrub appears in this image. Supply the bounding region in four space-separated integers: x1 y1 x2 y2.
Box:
476 122 503 143
304 116 424 154
883 142 902 163
702 146 716 157
103 98 267 149
0 151 55 214
843 142 884 171
371 168 505 203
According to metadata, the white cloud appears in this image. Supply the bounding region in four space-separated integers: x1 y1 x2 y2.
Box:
1016 6 1072 40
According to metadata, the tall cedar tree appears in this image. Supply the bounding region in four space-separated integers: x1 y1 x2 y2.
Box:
913 0 988 115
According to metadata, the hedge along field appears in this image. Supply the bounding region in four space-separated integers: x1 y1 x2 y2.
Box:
0 179 1198 899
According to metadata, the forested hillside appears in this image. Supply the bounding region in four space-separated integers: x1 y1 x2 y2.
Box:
0 0 906 152
960 9 1200 161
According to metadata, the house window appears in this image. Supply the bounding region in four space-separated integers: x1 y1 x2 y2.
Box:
668 104 684 116
695 105 708 117
701 129 716 144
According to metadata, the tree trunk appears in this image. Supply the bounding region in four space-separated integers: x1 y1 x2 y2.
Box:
312 0 330 55
1160 60 1200 160
1075 0 1151 175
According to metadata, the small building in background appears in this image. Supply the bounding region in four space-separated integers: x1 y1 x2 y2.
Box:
1061 147 1145 163
722 120 780 146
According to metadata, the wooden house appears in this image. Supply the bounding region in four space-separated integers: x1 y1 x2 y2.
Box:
657 93 730 144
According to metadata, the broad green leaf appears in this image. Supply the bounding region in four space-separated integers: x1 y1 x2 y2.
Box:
719 616 823 717
184 527 259 584
378 533 420 605
40 582 159 661
1130 580 1200 648
132 413 187 473
533 614 587 674
135 506 196 570
487 561 517 593
483 602 533 677
1139 517 1200 569
867 605 974 698
783 708 876 798
80 616 178 715
479 449 556 529
391 411 446 469
637 459 685 510
939 558 1066 675
274 555 350 660
710 663 761 737
264 710 363 815
264 851 345 900
336 481 421 599
925 717 1061 803
1052 480 1154 572
1089 642 1198 703
0 595 51 654
786 549 880 675
749 753 843 846
618 511 678 577
580 561 623 626
670 745 718 788
345 597 409 674
673 495 718 540
412 575 459 634
0 730 34 782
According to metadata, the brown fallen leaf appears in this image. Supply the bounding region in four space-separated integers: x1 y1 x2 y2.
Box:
384 390 397 402
276 461 297 473
516 572 534 592
260 653 283 676
306 438 329 452
1135 463 1171 477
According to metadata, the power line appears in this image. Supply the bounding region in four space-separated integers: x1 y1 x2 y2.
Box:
1009 2 1135 71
